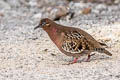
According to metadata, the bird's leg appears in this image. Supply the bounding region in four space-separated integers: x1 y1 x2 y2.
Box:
86 55 91 62
80 50 93 62
68 57 79 65
85 53 95 62
63 57 79 65
72 57 78 63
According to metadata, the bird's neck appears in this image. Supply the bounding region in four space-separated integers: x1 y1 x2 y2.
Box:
44 27 62 47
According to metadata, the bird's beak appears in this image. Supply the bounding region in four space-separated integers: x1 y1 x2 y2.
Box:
34 24 42 30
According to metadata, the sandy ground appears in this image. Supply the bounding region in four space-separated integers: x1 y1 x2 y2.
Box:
0 0 120 80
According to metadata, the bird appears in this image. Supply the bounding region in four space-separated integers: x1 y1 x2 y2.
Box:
34 18 112 64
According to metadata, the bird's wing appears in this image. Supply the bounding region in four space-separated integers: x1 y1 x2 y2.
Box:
61 31 92 54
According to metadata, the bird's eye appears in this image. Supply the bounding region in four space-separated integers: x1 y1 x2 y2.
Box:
42 22 50 27
42 22 46 26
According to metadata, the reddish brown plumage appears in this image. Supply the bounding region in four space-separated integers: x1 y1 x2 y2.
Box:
34 18 112 64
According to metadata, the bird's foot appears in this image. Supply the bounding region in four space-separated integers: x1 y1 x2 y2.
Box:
85 58 90 62
85 53 95 62
62 58 78 65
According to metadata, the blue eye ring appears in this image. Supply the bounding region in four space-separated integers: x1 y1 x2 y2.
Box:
42 22 46 26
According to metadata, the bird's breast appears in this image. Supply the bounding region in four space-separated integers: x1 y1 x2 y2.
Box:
47 32 62 48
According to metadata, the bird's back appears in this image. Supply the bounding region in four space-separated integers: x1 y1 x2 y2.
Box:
57 25 112 56
61 26 102 49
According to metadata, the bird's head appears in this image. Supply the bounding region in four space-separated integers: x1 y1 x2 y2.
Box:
34 18 54 30
34 18 61 36
34 18 65 45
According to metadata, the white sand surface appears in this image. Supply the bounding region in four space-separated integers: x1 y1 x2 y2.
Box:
0 0 120 80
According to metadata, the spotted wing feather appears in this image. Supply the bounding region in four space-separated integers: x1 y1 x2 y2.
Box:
61 31 91 54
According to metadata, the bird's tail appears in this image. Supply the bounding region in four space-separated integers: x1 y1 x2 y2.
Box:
93 48 112 56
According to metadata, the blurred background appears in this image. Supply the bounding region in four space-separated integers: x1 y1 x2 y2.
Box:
0 0 120 80
0 0 120 25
